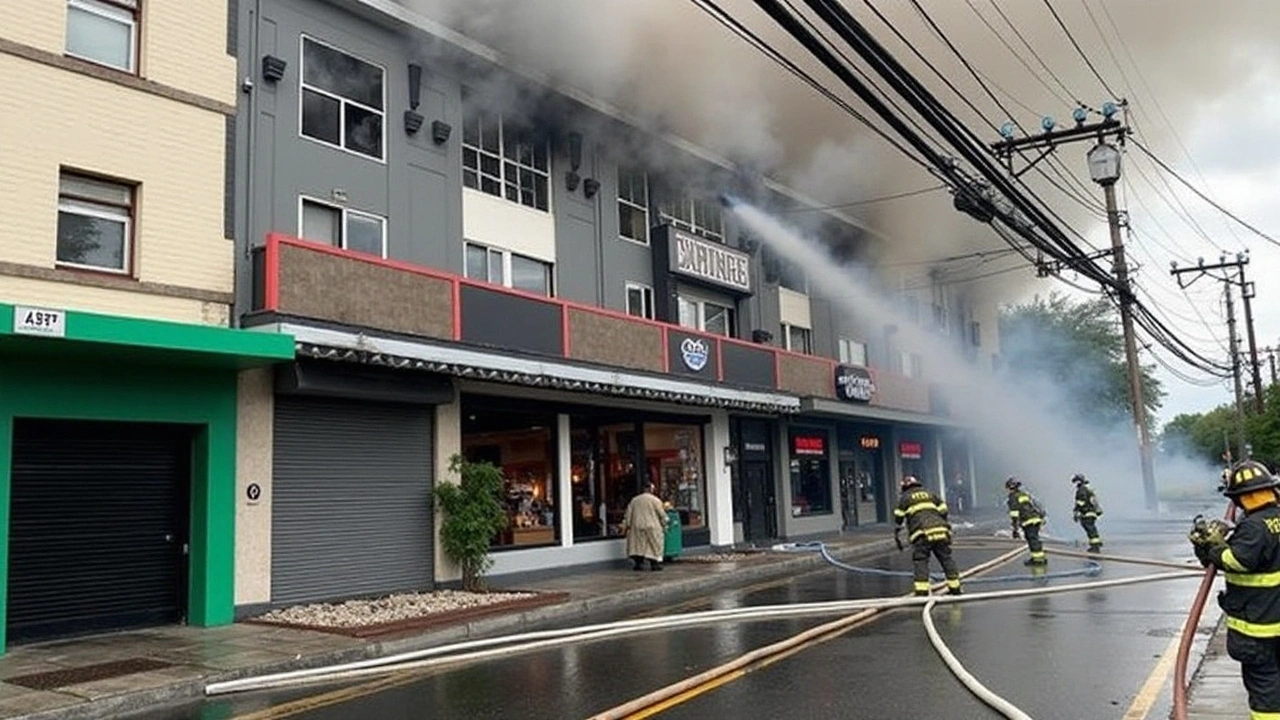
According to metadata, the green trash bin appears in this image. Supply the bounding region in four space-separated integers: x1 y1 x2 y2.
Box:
663 510 682 562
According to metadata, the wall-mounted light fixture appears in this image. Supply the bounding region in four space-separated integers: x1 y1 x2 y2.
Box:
431 120 452 145
404 110 425 135
723 446 739 465
565 170 581 192
582 178 600 198
566 132 583 171
407 63 423 110
261 55 287 83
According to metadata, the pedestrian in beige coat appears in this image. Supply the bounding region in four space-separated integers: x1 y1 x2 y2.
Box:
623 483 669 571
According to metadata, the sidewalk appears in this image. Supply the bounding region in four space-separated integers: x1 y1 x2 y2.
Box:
1184 612 1251 719
0 526 933 720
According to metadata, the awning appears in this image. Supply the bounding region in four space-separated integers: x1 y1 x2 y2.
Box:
801 397 968 428
257 321 803 414
1 303 295 369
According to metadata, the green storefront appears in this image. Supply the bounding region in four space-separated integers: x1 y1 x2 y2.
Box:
0 303 293 652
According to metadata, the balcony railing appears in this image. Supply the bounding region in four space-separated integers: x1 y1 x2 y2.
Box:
254 233 935 414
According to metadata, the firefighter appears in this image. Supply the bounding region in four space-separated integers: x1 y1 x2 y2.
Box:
893 475 962 597
1190 460 1280 720
1006 477 1047 565
1071 473 1104 553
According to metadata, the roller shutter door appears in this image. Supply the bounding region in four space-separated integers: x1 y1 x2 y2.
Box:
9 420 190 644
272 397 433 604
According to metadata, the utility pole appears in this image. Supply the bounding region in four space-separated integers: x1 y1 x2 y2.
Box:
1172 253 1253 462
1268 346 1278 385
1239 263 1264 412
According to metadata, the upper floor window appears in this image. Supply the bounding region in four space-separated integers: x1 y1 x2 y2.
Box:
783 324 812 354
678 295 735 337
66 0 138 72
625 282 654 319
838 337 867 366
660 195 723 243
56 171 134 274
300 37 385 161
299 197 386 257
618 167 649 244
779 261 807 294
465 241 554 297
898 351 923 379
462 96 549 212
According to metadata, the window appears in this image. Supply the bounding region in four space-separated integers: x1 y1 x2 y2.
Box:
625 283 654 319
464 242 554 297
779 261 807 293
65 0 137 72
783 324 812 354
461 398 560 549
618 167 649 244
899 351 923 379
790 431 832 517
300 37 384 161
660 195 723 242
676 295 736 337
838 338 868 366
462 94 550 211
56 171 133 273
299 198 386 257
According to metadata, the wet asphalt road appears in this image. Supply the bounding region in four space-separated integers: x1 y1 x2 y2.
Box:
147 503 1217 720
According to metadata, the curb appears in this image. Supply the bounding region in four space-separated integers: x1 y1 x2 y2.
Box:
25 529 999 720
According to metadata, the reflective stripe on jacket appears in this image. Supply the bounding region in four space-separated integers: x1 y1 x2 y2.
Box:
1074 484 1101 518
1207 505 1280 638
1007 490 1044 527
894 489 951 543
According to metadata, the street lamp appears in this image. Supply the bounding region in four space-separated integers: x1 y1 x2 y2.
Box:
1086 142 1121 186
1086 140 1157 510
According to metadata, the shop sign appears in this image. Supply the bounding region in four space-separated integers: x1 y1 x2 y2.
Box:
743 441 767 453
793 434 826 456
834 364 875 403
859 435 881 450
680 337 710 371
246 483 262 505
899 441 923 460
668 228 752 293
13 305 65 338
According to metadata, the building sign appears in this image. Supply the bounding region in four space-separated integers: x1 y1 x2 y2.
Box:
668 228 752 294
744 441 767 453
793 434 826 456
859 435 881 450
899 441 923 460
13 306 66 338
834 364 875 403
680 337 710 371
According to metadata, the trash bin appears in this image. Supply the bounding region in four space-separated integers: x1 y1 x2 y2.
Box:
663 510 682 562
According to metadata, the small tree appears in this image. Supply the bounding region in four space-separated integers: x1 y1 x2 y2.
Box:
435 454 508 591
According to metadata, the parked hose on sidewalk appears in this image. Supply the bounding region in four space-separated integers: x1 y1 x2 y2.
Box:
1171 501 1236 720
922 599 1033 720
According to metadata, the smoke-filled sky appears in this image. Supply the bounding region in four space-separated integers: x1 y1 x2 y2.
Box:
397 0 1280 425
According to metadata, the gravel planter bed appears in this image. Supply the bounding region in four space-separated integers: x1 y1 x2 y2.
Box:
247 589 571 639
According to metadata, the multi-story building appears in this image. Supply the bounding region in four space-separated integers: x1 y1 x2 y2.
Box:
0 1 294 652
227 0 1002 616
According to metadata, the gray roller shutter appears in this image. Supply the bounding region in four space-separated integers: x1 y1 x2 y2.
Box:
272 397 433 605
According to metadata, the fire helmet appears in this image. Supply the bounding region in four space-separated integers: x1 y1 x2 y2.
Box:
1005 476 1021 491
1071 473 1087 484
1222 460 1280 497
900 475 922 491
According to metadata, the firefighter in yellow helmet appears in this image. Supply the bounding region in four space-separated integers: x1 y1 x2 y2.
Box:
1190 460 1280 720
893 475 961 597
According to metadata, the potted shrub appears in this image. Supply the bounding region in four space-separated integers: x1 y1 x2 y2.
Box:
435 454 508 591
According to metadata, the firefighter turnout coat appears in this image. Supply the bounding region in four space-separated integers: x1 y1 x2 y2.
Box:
1007 490 1045 528
894 488 952 544
1202 504 1280 638
1074 483 1102 518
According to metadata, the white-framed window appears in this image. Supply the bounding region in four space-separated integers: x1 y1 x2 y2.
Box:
838 337 867 366
461 92 550 212
300 36 385 161
625 282 654 319
56 171 134 274
677 295 735 337
299 197 387 257
783 324 812 354
899 351 923 379
660 195 723 243
65 0 138 73
465 241 554 297
618 167 649 244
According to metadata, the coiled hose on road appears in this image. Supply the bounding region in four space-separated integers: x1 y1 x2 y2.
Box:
775 540 1102 584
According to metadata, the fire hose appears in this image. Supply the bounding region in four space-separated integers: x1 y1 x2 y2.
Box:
1171 500 1237 720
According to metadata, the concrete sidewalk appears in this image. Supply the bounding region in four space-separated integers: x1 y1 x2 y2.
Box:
0 526 938 720
1184 613 1251 719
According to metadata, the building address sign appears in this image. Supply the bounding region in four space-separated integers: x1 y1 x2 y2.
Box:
668 228 752 294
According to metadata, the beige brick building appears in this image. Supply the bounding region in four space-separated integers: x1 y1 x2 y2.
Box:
0 0 237 324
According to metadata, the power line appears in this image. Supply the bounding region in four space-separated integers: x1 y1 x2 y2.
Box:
961 0 1074 108
984 0 1084 107
1040 0 1119 99
777 184 947 213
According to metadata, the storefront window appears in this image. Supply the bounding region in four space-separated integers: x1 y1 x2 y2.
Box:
645 423 706 530
789 430 832 516
461 400 558 549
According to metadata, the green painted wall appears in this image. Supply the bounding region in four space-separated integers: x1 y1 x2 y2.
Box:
0 357 239 651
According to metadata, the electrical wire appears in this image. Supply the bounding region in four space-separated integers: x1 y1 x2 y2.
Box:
984 0 1085 107
776 184 947 213
1040 0 1120 99
961 0 1074 108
